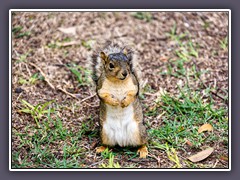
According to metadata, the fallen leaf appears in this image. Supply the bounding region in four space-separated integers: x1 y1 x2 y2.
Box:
219 155 228 161
58 27 77 35
188 147 214 162
185 139 193 147
159 56 168 62
198 123 213 133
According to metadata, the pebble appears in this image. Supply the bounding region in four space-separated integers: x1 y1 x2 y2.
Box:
15 87 24 93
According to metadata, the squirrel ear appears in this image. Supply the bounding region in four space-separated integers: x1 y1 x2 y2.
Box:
100 52 108 64
122 47 132 61
122 48 128 56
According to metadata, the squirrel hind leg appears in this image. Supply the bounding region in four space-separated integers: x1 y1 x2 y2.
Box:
96 146 107 153
137 145 148 158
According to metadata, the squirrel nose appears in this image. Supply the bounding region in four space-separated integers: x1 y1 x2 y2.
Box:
122 70 128 77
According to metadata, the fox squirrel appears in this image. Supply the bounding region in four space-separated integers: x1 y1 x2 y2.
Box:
91 41 148 158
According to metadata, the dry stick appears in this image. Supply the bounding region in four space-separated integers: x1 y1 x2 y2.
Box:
148 153 161 167
78 93 97 103
58 41 81 47
88 160 104 168
212 159 219 168
28 62 55 90
56 86 79 99
28 62 97 102
28 62 79 99
144 92 158 96
192 58 227 103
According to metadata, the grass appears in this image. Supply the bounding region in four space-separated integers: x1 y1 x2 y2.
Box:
99 148 121 168
15 52 30 63
46 38 77 49
145 27 228 167
82 39 95 50
165 143 181 168
12 26 31 38
100 153 121 168
148 87 227 149
175 41 199 61
19 100 54 128
19 73 39 85
13 101 93 168
166 24 199 61
66 63 91 86
150 31 228 150
146 83 228 168
13 97 102 168
166 23 188 43
132 12 153 22
11 17 228 168
12 36 228 169
219 36 228 50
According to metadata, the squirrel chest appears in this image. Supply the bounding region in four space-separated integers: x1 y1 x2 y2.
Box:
100 78 140 147
100 77 137 100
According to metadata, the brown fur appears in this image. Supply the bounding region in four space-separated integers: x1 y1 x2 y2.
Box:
93 43 148 158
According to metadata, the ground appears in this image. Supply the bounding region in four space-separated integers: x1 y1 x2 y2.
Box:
11 11 229 169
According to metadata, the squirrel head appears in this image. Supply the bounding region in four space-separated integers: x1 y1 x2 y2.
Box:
100 49 132 81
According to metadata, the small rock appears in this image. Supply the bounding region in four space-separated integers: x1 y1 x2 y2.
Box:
15 87 24 93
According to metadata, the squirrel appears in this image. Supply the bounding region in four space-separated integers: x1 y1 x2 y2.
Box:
91 41 148 158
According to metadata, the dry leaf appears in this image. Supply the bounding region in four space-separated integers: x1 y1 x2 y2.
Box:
58 27 77 35
159 56 168 62
219 155 228 161
198 123 213 133
185 139 193 147
188 147 214 162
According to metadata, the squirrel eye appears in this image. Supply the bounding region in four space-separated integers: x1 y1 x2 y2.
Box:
109 63 115 69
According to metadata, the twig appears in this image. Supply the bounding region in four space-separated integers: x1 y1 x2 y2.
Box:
144 92 158 96
78 93 97 103
56 86 79 99
28 62 82 99
88 160 104 167
113 34 128 39
57 41 81 47
209 91 227 102
212 159 219 168
28 62 55 90
148 153 161 167
28 62 97 101
16 92 23 101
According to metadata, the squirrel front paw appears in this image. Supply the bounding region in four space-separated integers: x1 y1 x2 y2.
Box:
106 94 120 106
111 97 120 106
101 93 120 106
121 97 130 108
